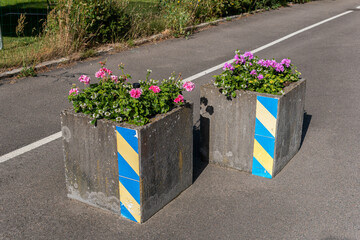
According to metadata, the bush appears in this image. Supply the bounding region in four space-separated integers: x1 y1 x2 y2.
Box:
44 0 130 55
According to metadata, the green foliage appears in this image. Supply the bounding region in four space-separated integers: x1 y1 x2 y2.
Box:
213 50 301 97
17 64 37 78
44 0 130 53
68 64 194 126
80 0 131 43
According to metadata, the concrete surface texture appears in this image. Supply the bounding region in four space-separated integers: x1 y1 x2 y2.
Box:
1 0 360 239
61 110 120 214
61 105 193 223
199 79 305 178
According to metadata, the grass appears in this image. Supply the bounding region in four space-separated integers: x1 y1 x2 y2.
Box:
0 0 311 73
0 0 162 71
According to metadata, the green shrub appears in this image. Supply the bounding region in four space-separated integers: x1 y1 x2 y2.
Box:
44 0 130 55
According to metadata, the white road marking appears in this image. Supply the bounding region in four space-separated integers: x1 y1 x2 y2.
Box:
357 6 360 9
0 132 62 163
0 9 354 164
183 10 353 82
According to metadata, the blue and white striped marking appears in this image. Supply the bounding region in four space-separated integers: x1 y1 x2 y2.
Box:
252 96 278 179
116 126 141 222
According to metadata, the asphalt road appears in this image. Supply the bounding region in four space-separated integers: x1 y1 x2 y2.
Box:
1 0 360 239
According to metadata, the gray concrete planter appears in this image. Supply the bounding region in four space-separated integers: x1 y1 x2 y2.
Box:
200 79 306 178
60 104 193 223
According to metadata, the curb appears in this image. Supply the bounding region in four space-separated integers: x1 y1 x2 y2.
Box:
0 10 264 80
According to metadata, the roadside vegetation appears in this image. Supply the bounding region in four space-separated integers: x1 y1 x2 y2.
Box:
0 0 311 72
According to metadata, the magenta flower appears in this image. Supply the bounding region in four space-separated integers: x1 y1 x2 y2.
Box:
258 74 264 80
174 94 184 103
69 88 79 95
234 54 246 64
102 67 113 75
183 81 195 92
149 85 161 93
129 88 142 99
244 51 254 60
281 58 291 67
263 60 272 68
275 63 285 72
223 63 235 71
78 75 90 85
270 60 278 68
258 59 266 67
250 70 257 75
111 75 119 83
95 69 106 78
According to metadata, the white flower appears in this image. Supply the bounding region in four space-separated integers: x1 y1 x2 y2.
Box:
116 117 123 122
147 69 152 73
222 90 228 95
105 112 111 117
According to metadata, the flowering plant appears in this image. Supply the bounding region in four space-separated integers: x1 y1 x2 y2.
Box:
68 63 195 125
213 50 301 97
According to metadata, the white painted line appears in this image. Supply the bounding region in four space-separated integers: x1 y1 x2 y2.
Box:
0 132 62 163
0 10 354 164
183 10 353 82
357 6 360 9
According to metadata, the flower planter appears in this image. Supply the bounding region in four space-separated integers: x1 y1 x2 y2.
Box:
200 79 306 178
60 103 193 223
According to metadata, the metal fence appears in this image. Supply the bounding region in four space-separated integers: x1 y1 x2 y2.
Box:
0 0 52 50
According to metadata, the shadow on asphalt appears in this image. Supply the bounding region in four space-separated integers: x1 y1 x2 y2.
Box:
192 124 208 183
300 112 312 148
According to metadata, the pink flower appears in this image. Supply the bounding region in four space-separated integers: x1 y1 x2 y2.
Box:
95 69 106 78
69 88 79 95
78 75 90 85
183 81 195 92
111 75 119 83
130 88 142 99
258 74 264 80
223 63 235 71
244 51 254 60
275 63 284 72
102 67 113 75
174 94 184 103
281 58 291 67
250 70 257 75
149 85 161 93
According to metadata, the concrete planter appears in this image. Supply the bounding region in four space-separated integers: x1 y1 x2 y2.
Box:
200 79 306 178
60 104 193 223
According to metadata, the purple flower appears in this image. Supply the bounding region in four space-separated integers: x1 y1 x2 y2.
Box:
270 60 278 68
258 74 264 80
223 63 235 71
250 70 257 75
275 63 285 72
258 59 265 66
234 54 246 64
281 58 291 67
244 51 254 60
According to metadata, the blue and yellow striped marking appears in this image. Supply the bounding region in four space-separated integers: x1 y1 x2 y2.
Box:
116 126 141 222
252 96 278 179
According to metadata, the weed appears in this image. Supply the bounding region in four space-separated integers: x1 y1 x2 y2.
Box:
17 65 37 78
